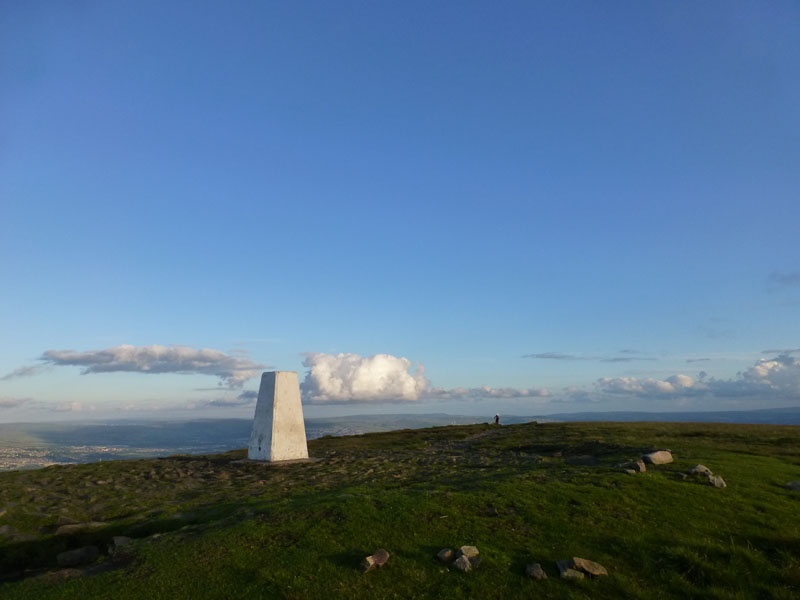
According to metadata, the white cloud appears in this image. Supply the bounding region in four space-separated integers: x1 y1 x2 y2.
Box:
301 352 428 404
41 344 265 387
51 401 93 413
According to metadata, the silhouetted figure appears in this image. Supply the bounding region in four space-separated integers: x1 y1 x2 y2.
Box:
494 414 500 425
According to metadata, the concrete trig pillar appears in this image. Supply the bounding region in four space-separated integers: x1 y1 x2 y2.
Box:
248 371 309 462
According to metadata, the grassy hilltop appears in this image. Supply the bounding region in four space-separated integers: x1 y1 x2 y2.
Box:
1 421 800 599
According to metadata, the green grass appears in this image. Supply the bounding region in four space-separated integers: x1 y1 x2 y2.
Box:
1 421 800 598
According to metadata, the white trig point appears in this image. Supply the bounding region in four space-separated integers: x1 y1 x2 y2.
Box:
248 371 309 462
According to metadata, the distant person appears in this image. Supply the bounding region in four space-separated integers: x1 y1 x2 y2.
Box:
494 414 500 425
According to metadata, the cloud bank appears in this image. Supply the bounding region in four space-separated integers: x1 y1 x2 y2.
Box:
300 352 549 405
595 354 800 402
523 352 655 363
1 365 49 381
41 344 265 387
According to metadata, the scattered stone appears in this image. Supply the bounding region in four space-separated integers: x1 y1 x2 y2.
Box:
468 555 482 569
566 455 597 466
457 545 479 559
57 546 99 568
525 562 547 579
556 560 584 580
0 507 6 518
674 472 688 480
787 481 800 491
629 460 646 473
453 555 472 572
55 521 105 535
361 549 390 572
437 548 454 562
708 475 726 488
57 516 80 526
624 469 637 475
571 556 608 576
41 568 86 582
110 536 132 552
642 450 673 465
689 465 713 477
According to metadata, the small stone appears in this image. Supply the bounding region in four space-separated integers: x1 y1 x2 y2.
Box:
630 460 646 473
689 465 713 477
41 568 86 582
557 560 584 580
786 481 800 491
642 450 673 465
674 472 688 480
624 469 637 475
55 522 105 535
708 475 726 488
361 549 389 572
453 555 472 572
457 545 479 559
57 546 99 567
0 508 6 518
437 548 454 562
468 555 482 569
57 516 80 526
109 536 132 553
571 557 608 576
525 562 547 579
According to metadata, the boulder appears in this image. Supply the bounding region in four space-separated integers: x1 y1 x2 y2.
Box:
457 545 479 559
57 546 99 567
642 450 673 465
787 481 800 491
110 536 132 552
453 555 472 572
708 475 726 488
630 460 646 473
556 560 584 580
689 465 712 477
525 562 547 579
571 556 608 576
437 548 454 562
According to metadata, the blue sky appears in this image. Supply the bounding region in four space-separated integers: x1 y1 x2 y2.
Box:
1 1 799 422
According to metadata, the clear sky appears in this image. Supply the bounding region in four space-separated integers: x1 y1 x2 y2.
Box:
1 1 799 422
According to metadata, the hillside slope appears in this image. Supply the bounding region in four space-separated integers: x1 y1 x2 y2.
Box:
1 421 800 599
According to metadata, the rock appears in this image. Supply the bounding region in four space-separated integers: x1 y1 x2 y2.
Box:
437 548 454 562
674 472 688 480
642 450 673 465
624 469 637 475
689 465 713 477
41 568 86 582
457 545 479 559
787 481 800 491
630 460 646 473
361 549 390 572
571 556 608 576
57 516 80 526
55 521 105 535
556 560 584 580
0 507 6 518
468 556 482 569
566 455 597 466
57 546 99 567
708 475 726 488
525 562 547 579
109 536 132 553
453 555 472 572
